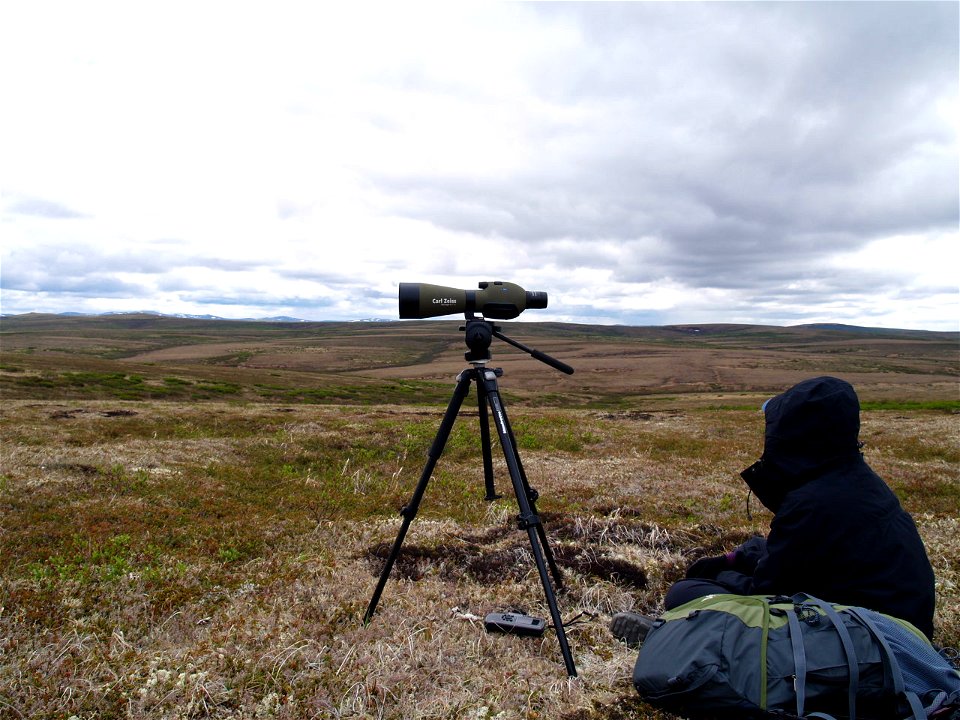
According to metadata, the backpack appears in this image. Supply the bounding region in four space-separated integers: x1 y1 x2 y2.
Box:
632 593 960 719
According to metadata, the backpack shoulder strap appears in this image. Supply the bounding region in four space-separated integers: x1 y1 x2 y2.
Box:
805 597 859 720
845 607 926 720
786 607 809 718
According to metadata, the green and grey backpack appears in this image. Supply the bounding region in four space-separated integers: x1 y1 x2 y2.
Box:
633 593 960 719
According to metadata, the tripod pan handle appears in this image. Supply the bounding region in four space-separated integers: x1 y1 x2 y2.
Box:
532 349 574 375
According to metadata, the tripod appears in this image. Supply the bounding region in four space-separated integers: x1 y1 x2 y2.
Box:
364 317 578 677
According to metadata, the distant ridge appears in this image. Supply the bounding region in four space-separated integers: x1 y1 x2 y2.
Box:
0 311 401 323
0 312 955 336
803 323 903 333
1 310 309 323
797 323 956 338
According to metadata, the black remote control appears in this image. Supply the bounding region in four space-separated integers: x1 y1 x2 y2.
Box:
484 612 546 637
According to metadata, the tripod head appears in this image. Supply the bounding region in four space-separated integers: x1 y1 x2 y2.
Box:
462 317 496 363
460 316 575 375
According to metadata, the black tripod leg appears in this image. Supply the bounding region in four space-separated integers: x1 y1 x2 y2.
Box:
476 376 500 501
480 369 577 678
364 370 475 624
496 393 565 589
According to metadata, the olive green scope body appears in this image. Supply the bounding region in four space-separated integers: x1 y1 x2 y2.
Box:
399 281 547 320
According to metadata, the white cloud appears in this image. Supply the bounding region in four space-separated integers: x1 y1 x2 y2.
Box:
1 1 957 329
830 232 959 293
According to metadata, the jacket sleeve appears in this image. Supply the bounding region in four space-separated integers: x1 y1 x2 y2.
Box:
711 535 770 593
713 569 755 594
712 493 820 596
732 535 768 574
747 492 821 594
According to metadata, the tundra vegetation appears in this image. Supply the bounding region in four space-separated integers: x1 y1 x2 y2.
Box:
1 314 958 719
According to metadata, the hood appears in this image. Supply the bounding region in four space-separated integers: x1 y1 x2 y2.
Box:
741 376 862 512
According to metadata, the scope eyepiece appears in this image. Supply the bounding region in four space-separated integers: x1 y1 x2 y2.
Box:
398 281 547 320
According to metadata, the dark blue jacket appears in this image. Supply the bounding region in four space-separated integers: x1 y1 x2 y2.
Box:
717 376 936 639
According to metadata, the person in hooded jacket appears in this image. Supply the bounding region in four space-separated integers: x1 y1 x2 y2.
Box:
611 376 937 647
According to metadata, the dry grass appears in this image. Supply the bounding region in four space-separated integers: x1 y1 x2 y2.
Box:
1 316 957 718
2 398 957 719
4 316 958 408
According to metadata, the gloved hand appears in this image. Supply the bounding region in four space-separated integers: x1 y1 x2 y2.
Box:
685 554 731 580
731 536 766 574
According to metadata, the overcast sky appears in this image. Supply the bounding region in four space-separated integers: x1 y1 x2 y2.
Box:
1 2 957 330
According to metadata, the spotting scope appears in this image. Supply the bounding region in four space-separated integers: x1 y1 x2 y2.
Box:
399 281 547 320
